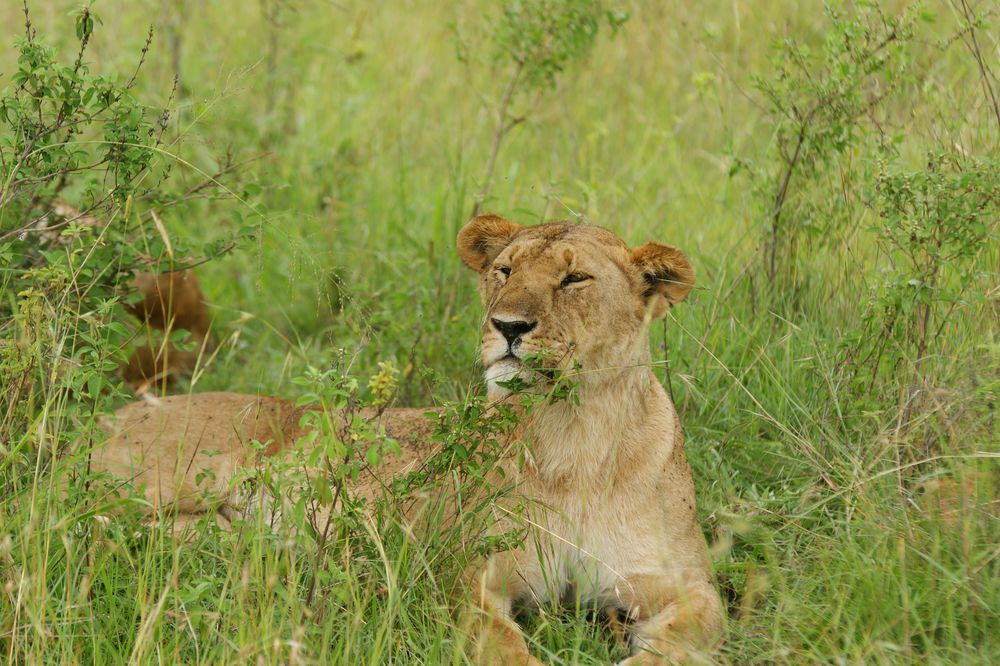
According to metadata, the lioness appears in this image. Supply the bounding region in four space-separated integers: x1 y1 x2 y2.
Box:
94 215 723 663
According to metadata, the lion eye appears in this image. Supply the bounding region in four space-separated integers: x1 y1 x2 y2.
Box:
560 273 590 288
496 266 511 277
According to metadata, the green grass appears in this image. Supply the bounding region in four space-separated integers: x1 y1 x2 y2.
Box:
2 1 999 664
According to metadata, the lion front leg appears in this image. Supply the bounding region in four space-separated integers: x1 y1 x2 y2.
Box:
615 571 723 665
468 552 545 666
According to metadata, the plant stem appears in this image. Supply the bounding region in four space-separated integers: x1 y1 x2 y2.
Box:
471 60 524 218
957 0 1000 135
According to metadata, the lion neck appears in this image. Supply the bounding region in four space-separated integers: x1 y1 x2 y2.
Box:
520 359 665 492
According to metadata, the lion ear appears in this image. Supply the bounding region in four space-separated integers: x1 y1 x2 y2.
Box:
456 214 523 272
630 242 695 318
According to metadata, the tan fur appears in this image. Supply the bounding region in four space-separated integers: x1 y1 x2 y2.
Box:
46 202 214 389
45 202 214 389
94 215 722 663
123 269 214 390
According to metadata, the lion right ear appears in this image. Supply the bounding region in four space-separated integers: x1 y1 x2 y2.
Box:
456 214 523 272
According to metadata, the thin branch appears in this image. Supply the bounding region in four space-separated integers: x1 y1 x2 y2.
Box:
471 60 524 218
155 152 267 208
766 113 811 282
21 0 34 43
125 26 155 91
957 0 1000 135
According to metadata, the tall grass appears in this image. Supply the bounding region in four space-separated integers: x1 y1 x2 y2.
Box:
1 1 998 664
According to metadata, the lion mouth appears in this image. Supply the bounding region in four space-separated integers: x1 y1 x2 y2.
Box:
484 347 522 369
484 352 558 390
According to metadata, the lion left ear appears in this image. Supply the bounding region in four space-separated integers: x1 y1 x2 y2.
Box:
630 242 695 318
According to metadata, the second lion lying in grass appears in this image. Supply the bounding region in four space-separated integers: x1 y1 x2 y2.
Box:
95 215 723 664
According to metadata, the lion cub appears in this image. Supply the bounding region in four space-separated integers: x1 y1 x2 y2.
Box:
95 215 723 664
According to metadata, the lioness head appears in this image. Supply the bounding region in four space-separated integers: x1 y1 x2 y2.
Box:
457 214 694 399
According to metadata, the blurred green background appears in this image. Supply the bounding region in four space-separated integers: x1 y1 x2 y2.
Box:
2 1 998 663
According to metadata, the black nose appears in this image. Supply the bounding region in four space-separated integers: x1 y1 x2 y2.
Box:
491 318 536 346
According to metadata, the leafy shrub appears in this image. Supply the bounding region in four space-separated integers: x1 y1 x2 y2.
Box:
456 0 628 215
843 153 1000 414
741 2 917 285
0 5 168 453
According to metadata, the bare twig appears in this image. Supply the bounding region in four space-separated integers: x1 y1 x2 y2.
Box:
766 113 811 283
471 60 525 218
155 152 267 207
125 26 155 91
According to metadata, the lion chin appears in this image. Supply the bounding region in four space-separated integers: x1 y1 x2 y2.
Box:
484 357 524 399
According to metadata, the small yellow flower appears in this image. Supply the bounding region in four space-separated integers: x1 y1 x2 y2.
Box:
367 360 400 407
